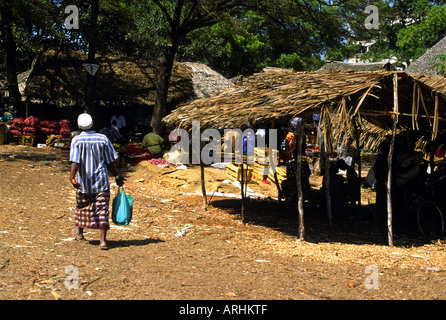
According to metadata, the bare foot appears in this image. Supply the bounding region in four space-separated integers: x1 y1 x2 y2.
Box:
71 228 85 241
99 242 109 250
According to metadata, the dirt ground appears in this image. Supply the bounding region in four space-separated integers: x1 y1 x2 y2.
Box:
1 144 446 303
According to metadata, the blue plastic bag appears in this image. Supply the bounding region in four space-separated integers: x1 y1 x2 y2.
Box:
112 187 133 226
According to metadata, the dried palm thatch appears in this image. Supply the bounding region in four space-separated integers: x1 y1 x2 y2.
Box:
331 105 400 152
164 69 384 128
164 69 446 125
163 68 446 150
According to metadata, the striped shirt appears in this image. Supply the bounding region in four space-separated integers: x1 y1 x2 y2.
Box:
70 131 118 194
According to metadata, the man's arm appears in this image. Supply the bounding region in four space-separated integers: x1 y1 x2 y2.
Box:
107 162 125 186
70 162 80 189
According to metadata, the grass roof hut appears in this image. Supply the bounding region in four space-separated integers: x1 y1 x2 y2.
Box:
18 48 233 126
406 36 446 76
318 61 395 72
163 68 446 245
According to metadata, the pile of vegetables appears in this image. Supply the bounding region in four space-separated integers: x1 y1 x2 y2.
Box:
147 158 173 166
9 117 25 136
22 116 40 138
40 145 57 150
9 116 71 140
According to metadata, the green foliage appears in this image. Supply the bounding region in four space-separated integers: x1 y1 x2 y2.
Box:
350 0 446 64
5 0 446 82
431 54 446 76
275 53 306 71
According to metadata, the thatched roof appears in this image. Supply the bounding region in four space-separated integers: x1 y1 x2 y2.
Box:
406 36 446 76
318 61 394 72
163 68 446 150
18 48 233 108
182 62 234 100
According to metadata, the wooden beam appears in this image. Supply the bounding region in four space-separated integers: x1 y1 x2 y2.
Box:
412 82 419 130
359 110 446 123
200 162 207 210
353 116 362 208
352 83 379 116
240 162 245 223
387 73 399 247
296 119 305 240
432 93 439 141
322 106 333 227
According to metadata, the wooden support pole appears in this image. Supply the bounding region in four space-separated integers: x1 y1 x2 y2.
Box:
387 73 399 247
200 161 207 210
296 120 305 240
418 85 432 127
199 129 207 210
432 93 439 141
323 108 333 227
353 117 362 207
412 82 419 130
269 150 282 208
240 162 245 223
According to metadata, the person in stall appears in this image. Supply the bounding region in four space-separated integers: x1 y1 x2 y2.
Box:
373 133 426 233
100 120 121 143
393 147 425 233
336 158 360 208
280 118 311 202
111 113 126 133
321 160 348 220
142 126 165 158
281 126 297 163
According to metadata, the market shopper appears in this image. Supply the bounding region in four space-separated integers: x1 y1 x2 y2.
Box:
142 127 165 157
70 113 125 250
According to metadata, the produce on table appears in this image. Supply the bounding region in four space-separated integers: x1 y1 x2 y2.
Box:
147 158 173 166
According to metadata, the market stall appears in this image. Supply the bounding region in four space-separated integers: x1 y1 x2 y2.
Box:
163 68 446 245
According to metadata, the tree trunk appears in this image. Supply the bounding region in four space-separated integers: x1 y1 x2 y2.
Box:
85 0 99 115
0 3 23 115
151 33 179 135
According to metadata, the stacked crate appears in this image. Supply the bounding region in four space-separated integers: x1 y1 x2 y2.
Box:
225 148 286 184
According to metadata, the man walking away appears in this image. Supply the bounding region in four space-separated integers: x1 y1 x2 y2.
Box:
70 113 125 249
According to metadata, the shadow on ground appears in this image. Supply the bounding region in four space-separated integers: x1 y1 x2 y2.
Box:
87 238 165 249
209 195 435 247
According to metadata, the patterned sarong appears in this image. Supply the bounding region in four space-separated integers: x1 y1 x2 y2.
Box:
75 190 110 229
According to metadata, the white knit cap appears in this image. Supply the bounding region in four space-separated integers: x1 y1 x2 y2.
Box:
78 113 93 130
